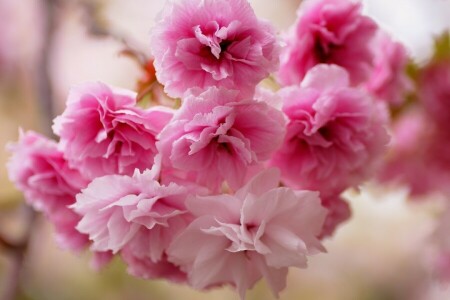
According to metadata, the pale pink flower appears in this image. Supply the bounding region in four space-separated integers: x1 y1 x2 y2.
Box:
53 82 173 180
418 60 450 127
168 169 326 299
365 32 413 106
150 0 280 98
6 130 90 251
271 65 390 192
73 167 191 281
157 87 286 191
277 0 378 86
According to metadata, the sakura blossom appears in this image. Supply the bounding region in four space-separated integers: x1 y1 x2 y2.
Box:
53 82 173 180
270 64 390 193
47 203 90 252
73 166 192 281
365 32 413 106
150 0 280 98
418 60 450 127
378 109 450 197
319 194 351 239
277 0 378 86
121 250 187 283
168 169 326 299
5 0 447 298
7 130 90 251
157 87 286 191
7 130 87 214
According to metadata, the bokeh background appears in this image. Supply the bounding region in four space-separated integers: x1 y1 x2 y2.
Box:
1 0 450 299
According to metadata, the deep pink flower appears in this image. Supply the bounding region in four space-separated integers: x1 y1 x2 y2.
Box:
53 82 173 180
7 130 90 251
365 32 413 106
157 87 286 191
418 60 450 127
168 169 326 299
271 65 390 192
73 167 192 282
150 0 280 98
277 0 378 86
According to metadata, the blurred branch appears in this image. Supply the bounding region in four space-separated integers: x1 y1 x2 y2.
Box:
1 0 57 298
36 0 58 137
1 206 36 300
0 233 20 252
78 0 149 65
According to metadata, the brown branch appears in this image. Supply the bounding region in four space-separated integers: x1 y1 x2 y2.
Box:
1 206 36 300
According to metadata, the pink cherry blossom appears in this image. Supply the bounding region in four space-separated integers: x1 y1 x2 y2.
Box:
168 169 326 299
365 31 413 106
6 130 90 251
90 250 114 271
157 87 286 191
277 0 378 86
377 110 431 196
319 194 351 239
150 0 280 98
418 60 450 127
270 64 390 192
48 203 90 251
378 109 450 197
7 130 87 213
73 167 192 282
121 250 186 283
53 82 173 180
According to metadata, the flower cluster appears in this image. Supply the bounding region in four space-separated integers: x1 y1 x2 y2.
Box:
7 0 398 297
377 33 450 199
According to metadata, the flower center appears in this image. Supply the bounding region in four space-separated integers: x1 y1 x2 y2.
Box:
193 22 233 60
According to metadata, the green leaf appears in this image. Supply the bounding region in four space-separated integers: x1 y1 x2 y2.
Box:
432 31 450 62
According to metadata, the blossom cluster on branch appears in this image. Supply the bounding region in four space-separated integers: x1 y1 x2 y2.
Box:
7 0 450 298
